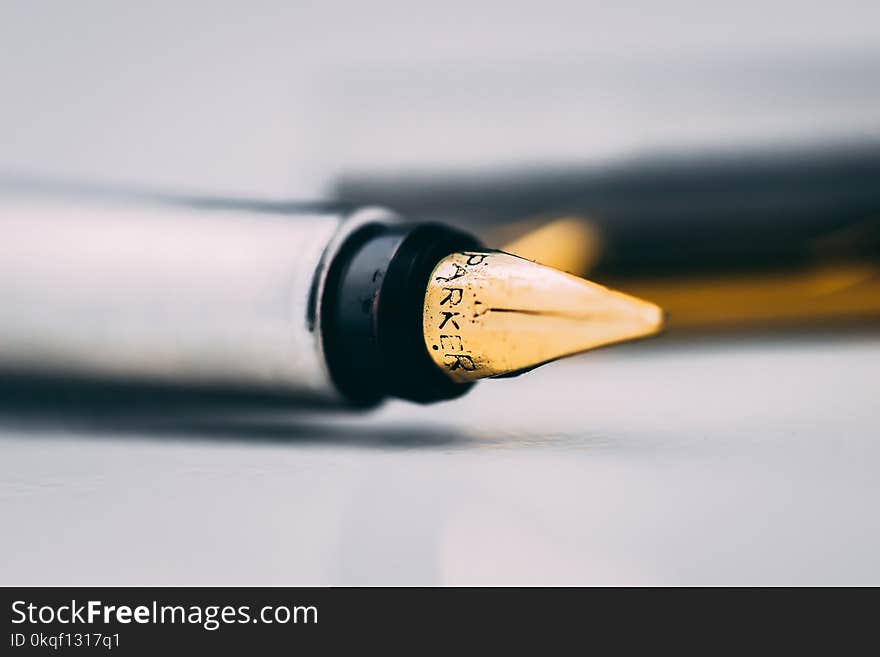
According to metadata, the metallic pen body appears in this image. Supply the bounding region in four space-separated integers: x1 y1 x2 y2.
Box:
0 194 389 405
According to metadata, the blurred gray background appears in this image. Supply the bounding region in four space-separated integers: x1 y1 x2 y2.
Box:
1 0 879 584
3 1 880 195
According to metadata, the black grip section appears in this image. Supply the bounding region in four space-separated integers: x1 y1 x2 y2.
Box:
322 222 482 405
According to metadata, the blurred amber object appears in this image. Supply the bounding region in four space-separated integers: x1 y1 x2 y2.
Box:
501 219 880 331
496 216 601 275
621 263 880 330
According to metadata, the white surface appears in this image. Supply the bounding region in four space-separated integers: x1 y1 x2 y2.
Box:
2 335 878 585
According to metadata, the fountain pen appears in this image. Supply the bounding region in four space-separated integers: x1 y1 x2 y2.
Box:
0 190 662 408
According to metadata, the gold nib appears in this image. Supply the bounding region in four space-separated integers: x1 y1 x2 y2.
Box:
423 251 664 383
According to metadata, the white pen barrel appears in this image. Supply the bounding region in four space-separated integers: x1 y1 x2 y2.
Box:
0 195 382 403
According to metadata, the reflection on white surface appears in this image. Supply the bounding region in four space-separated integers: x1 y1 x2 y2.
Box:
1 335 878 585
